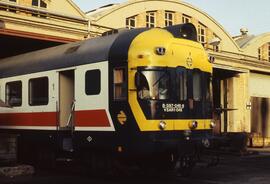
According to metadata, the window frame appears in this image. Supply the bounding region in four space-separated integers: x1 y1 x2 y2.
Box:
146 11 156 28
258 48 262 60
5 80 22 107
198 23 207 47
182 14 191 23
126 15 137 29
29 77 49 106
32 0 47 8
165 11 174 27
85 69 101 96
212 33 220 52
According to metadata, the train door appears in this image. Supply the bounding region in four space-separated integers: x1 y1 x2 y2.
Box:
58 70 75 129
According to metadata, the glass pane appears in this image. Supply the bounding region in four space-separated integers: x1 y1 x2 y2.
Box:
206 75 212 101
32 0 38 6
201 29 205 35
130 19 135 27
150 16 155 23
85 70 101 95
114 68 127 100
178 70 187 101
138 71 170 100
29 77 49 106
193 71 201 101
114 69 124 83
6 81 22 107
126 19 129 27
40 0 47 8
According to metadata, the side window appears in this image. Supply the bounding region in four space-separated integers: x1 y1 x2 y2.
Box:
85 70 101 95
113 68 127 100
29 77 49 106
6 81 22 107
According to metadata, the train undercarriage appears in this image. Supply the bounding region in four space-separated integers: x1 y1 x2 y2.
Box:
0 130 221 177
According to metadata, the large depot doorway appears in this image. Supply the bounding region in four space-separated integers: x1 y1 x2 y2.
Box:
212 67 242 134
250 72 270 145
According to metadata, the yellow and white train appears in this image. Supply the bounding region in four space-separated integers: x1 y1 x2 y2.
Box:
0 23 215 173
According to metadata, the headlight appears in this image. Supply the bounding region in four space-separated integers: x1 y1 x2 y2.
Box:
189 121 198 129
210 121 216 129
159 121 166 130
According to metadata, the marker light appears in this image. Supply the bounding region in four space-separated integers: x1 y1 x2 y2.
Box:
159 121 167 130
210 121 216 129
189 121 198 129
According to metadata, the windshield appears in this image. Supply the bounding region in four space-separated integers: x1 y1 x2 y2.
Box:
136 67 213 120
138 70 170 100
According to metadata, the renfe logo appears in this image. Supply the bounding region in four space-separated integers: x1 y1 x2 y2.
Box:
186 52 193 68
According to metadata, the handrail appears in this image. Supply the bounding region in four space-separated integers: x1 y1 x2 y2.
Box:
66 99 75 128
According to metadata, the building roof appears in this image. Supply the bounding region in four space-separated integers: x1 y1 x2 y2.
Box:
236 32 270 56
86 3 120 18
234 35 255 48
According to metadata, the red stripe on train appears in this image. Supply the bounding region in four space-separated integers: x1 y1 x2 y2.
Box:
0 112 57 126
0 110 110 127
75 110 110 127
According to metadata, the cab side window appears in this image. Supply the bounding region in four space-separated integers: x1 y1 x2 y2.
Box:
113 68 127 100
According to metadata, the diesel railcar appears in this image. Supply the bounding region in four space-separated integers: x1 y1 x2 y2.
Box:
0 23 215 173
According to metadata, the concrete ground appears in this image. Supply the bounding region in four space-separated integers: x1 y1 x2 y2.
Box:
1 147 270 184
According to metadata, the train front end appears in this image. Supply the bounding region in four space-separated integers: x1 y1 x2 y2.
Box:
126 24 214 162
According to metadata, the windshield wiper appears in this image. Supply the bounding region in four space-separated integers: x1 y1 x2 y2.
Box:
152 69 169 87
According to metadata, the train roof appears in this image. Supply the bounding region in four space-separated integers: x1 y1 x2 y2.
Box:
0 23 198 79
0 28 147 79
